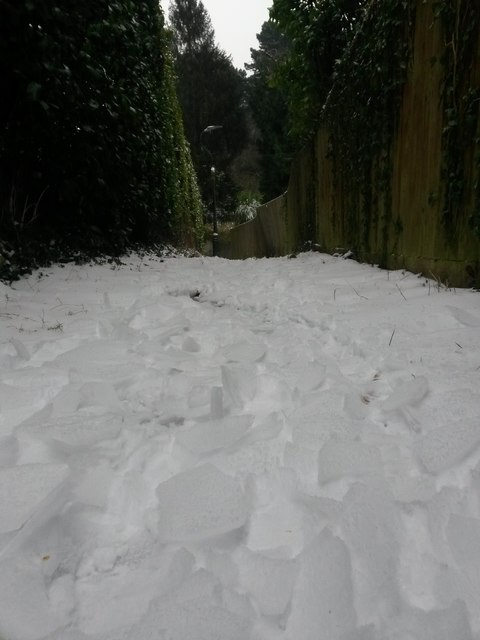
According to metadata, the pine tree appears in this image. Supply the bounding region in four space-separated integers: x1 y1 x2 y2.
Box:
246 21 295 201
169 0 215 56
167 0 248 216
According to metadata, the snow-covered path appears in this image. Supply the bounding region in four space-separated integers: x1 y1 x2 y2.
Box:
0 252 480 639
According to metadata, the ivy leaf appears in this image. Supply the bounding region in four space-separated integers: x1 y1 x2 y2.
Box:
27 81 42 100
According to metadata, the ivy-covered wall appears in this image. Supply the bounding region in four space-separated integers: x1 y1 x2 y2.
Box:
227 0 480 287
311 0 480 286
0 2 204 281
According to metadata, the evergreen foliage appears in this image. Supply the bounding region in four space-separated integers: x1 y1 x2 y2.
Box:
269 0 365 143
0 0 203 279
168 0 248 215
159 40 204 246
247 1 366 202
321 0 413 259
169 0 215 55
246 21 295 201
432 0 480 238
246 0 480 267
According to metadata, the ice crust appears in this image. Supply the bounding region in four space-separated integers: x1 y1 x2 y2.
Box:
0 253 479 640
417 417 480 473
221 363 257 408
318 437 383 482
128 599 253 640
286 530 356 640
381 375 429 412
400 600 474 640
341 483 402 618
175 414 254 454
0 463 69 533
237 548 298 615
155 463 248 541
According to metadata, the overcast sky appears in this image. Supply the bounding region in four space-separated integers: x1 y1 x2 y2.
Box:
160 0 273 70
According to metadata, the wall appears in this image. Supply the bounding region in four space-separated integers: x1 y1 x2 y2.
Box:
225 0 480 287
228 194 290 259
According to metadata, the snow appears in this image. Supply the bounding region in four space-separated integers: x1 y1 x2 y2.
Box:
286 529 356 639
155 463 249 542
0 251 479 639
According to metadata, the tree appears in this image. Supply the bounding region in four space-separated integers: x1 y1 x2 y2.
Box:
158 35 204 246
246 20 295 201
169 0 214 55
269 0 366 142
168 0 248 215
0 0 203 277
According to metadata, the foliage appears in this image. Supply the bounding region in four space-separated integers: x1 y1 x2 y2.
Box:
167 0 248 215
0 0 203 280
233 192 261 224
432 0 480 237
169 0 214 55
246 21 295 201
157 36 205 247
269 0 366 143
248 0 480 258
321 0 413 259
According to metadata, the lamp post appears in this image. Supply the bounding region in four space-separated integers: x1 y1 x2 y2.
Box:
210 165 219 257
201 125 223 256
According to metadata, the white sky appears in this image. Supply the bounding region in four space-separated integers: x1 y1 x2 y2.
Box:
160 0 273 69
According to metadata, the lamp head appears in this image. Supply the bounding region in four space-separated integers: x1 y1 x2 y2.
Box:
203 125 223 133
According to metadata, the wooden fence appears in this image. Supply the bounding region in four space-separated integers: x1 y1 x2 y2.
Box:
225 0 480 287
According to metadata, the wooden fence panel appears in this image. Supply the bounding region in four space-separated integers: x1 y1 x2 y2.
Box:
226 0 480 286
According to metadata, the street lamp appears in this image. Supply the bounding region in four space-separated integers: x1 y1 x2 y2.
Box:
203 125 223 134
201 125 223 256
210 165 219 256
